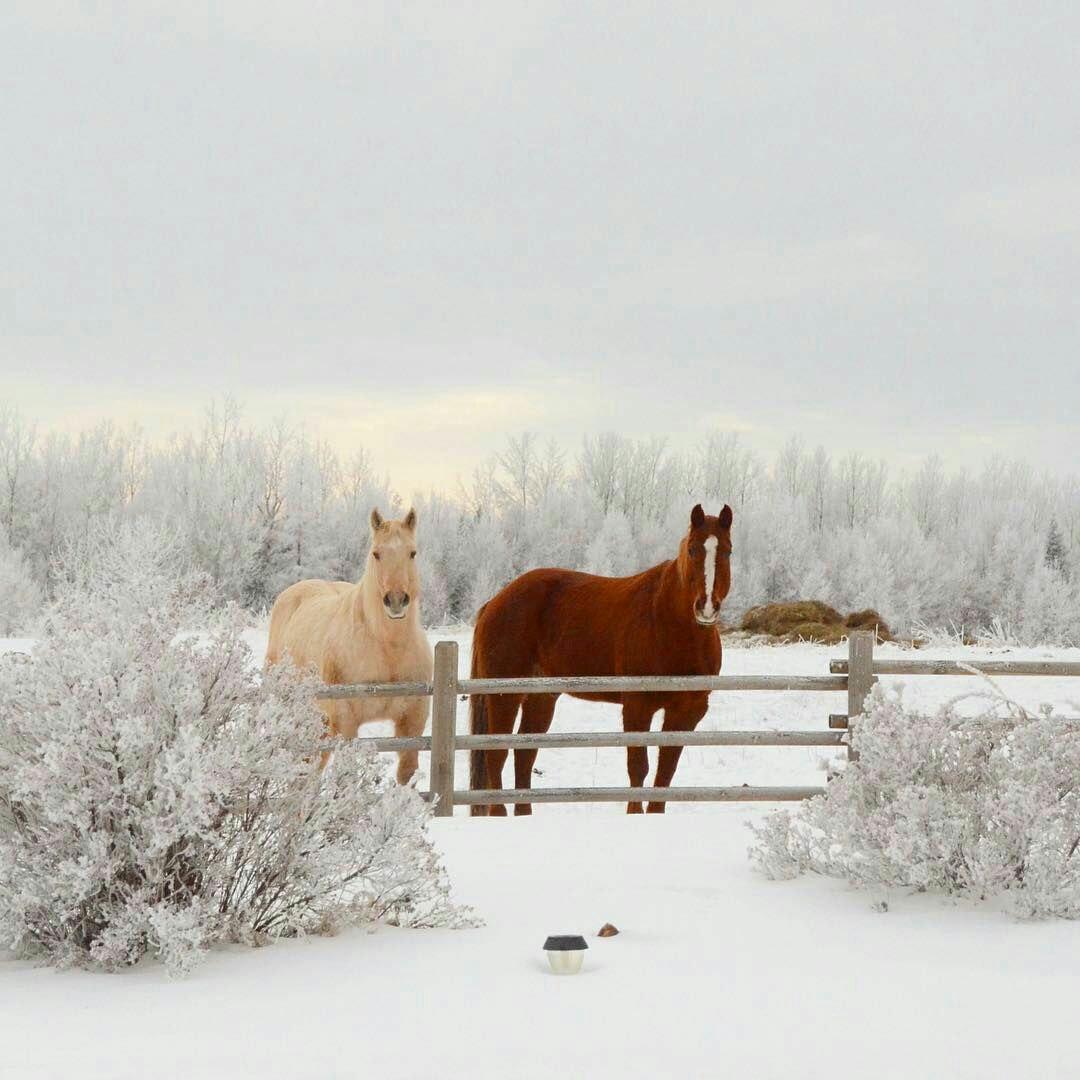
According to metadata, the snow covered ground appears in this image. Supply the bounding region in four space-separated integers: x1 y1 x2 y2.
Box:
4 630 1079 1079
4 811 1075 1079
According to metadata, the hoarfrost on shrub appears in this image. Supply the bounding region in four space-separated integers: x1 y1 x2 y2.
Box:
0 523 472 976
748 681 1080 919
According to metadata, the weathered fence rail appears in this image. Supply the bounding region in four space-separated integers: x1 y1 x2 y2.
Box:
319 674 850 697
325 730 847 752
830 658 1080 678
316 633 1080 816
457 786 826 806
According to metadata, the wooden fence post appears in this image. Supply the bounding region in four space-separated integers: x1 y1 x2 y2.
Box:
846 630 875 762
429 640 459 817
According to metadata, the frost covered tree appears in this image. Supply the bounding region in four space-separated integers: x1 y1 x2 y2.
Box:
585 510 638 577
409 493 473 627
464 514 515 618
496 432 539 512
0 534 42 635
0 406 36 547
697 432 762 509
4 399 1080 640
0 524 469 975
580 433 622 513
804 446 833 532
1046 519 1068 578
749 681 1080 919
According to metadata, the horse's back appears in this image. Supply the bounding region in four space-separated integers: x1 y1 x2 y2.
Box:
266 579 351 669
473 566 655 681
474 561 719 686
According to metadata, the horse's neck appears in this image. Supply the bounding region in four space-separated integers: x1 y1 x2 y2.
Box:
654 559 689 617
652 559 701 633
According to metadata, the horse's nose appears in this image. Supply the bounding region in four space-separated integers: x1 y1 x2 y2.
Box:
383 591 410 617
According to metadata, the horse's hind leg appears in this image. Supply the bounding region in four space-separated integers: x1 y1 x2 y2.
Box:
513 693 558 816
647 695 709 814
482 695 522 817
622 699 658 814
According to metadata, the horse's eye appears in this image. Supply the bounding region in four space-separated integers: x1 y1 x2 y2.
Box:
373 551 381 561
410 551 417 559
689 544 702 556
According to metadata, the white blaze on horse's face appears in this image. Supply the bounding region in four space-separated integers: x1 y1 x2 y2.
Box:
369 508 420 621
702 536 719 622
685 502 732 627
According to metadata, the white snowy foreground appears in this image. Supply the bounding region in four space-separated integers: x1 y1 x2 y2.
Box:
3 632 1079 1078
3 811 1075 1080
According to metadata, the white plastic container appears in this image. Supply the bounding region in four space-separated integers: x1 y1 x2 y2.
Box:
543 934 588 975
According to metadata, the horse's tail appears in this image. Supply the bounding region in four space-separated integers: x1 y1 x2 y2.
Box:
469 603 489 817
468 693 488 817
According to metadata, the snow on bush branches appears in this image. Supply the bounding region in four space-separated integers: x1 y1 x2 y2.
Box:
749 680 1080 919
0 525 470 976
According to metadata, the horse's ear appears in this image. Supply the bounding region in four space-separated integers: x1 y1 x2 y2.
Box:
404 507 417 532
690 504 705 529
719 504 733 529
370 507 384 532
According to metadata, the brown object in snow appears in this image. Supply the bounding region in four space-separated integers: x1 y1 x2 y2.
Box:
597 923 620 938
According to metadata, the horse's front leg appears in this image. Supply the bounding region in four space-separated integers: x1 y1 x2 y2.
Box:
621 698 658 814
394 696 429 786
647 694 709 814
316 699 345 771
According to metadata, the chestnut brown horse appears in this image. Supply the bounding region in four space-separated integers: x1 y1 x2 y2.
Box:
469 504 733 815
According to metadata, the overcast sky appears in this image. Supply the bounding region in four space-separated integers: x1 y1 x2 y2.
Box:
2 2 1078 494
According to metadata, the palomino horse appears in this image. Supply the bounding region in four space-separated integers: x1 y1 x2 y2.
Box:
265 508 432 783
469 504 733 815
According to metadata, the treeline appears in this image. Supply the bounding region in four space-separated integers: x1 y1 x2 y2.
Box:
1 401 1078 644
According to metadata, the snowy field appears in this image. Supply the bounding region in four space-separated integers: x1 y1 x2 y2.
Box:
3 630 1079 1078
3 812 1076 1079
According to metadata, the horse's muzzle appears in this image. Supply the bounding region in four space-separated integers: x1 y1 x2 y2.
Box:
694 599 721 627
383 592 410 619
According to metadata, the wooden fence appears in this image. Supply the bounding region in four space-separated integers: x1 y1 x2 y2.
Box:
319 631 1080 816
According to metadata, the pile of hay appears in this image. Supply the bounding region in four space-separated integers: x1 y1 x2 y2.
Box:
739 602 891 644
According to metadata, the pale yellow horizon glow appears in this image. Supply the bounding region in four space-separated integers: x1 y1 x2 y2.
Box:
3 378 1075 499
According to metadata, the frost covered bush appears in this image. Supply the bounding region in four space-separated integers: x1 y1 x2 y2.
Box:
0 534 42 635
749 681 1080 919
0 525 468 975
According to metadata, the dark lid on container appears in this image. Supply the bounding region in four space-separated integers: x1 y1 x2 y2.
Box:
543 935 588 952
